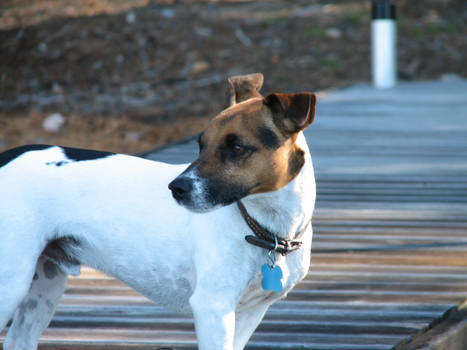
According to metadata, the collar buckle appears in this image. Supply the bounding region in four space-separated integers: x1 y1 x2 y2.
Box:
238 201 308 256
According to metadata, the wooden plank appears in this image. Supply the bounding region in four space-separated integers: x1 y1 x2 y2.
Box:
312 252 467 267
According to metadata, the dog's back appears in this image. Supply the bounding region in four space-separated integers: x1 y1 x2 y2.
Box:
0 145 196 313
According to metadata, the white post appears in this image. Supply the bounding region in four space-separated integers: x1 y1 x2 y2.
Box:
371 1 397 88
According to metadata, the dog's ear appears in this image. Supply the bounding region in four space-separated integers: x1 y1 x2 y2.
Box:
264 92 316 135
227 73 264 106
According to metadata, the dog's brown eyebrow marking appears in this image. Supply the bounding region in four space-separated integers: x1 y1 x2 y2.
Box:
257 127 280 149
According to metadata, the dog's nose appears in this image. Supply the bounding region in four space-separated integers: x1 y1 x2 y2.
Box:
168 177 192 200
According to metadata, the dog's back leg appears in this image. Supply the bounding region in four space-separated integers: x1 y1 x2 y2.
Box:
0 245 39 334
3 256 68 350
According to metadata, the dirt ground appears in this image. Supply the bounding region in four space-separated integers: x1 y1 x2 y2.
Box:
1 0 466 154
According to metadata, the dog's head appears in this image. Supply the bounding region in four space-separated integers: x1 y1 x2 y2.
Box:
169 73 316 212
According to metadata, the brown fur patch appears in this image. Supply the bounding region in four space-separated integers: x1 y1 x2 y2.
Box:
264 92 316 135
195 99 301 197
288 146 305 181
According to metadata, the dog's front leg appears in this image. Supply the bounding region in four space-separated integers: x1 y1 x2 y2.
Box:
190 291 236 350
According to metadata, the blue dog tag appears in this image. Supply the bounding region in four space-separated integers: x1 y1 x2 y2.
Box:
261 264 283 293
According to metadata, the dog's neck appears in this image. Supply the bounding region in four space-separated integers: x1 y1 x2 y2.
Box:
240 133 315 240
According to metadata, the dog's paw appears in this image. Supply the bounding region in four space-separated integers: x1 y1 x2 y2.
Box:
261 264 283 292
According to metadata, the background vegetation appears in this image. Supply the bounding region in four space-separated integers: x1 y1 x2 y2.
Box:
1 0 465 153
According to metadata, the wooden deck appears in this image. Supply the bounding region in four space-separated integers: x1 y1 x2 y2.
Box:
3 77 467 349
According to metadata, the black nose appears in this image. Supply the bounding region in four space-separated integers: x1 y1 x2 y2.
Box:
168 177 193 201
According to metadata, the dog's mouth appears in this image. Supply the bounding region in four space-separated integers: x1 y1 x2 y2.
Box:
168 175 251 213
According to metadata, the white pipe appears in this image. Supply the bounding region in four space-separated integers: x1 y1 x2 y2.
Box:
371 1 397 88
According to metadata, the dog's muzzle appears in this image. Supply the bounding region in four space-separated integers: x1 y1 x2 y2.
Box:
169 175 216 212
169 168 249 212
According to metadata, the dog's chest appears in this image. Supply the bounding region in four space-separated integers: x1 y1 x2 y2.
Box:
237 273 276 311
121 262 196 314
237 250 310 311
75 234 197 314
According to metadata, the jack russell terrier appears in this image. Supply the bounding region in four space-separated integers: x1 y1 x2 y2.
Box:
0 73 317 350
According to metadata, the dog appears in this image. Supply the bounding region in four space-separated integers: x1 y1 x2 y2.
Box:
0 73 317 350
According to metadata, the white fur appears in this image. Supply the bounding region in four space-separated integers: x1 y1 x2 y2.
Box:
0 134 315 350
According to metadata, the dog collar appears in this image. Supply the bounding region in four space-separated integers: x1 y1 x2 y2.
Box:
237 201 309 256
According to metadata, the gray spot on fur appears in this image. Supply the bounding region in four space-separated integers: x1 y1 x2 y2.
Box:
26 299 38 310
17 305 26 325
46 300 55 312
176 277 191 291
15 299 37 325
43 260 59 279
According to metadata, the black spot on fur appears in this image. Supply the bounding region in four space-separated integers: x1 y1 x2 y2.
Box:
43 260 59 279
0 145 51 168
42 237 81 272
46 160 70 167
62 147 115 162
257 127 280 149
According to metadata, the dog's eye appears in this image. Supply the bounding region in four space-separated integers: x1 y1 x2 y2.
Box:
221 133 257 161
226 134 246 155
232 144 244 154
